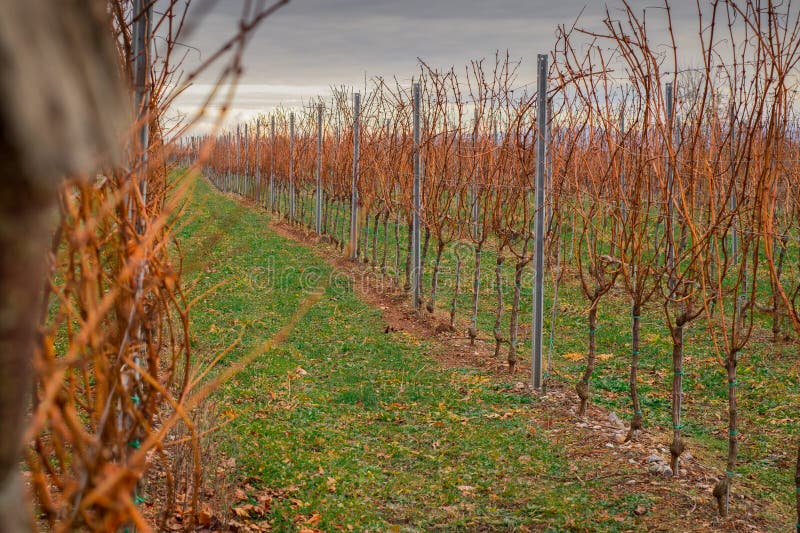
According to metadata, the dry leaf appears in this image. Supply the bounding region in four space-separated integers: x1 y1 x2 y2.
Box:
326 477 337 492
197 504 214 526
457 485 476 495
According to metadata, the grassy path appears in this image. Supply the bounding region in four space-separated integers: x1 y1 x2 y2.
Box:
175 177 787 532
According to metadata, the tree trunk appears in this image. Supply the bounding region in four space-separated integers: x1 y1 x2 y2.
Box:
426 239 444 314
332 199 341 246
576 302 598 416
359 207 368 261
468 243 483 345
380 210 389 276
404 219 413 292
322 195 329 235
492 253 504 359
450 244 462 330
795 438 799 533
420 227 430 297
340 199 348 251
508 257 525 372
393 211 401 286
296 186 303 224
371 210 381 267
714 355 739 516
772 238 787 342
627 302 643 440
0 164 57 532
669 319 686 476
0 2 126 528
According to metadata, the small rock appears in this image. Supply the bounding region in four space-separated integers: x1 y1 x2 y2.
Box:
646 454 663 464
613 433 627 444
607 411 624 428
679 468 687 476
682 452 693 461
648 464 662 474
658 465 674 477
605 442 615 449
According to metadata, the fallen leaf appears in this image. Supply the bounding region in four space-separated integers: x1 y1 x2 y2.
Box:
326 477 337 493
164 515 183 531
197 504 214 526
232 503 261 518
257 491 273 512
457 485 476 495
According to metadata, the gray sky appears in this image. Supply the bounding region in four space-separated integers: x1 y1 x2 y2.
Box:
169 1 706 132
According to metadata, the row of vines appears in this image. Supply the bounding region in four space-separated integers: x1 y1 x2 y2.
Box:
187 1 800 526
21 0 291 531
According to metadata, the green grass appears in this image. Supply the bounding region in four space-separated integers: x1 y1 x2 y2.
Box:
175 175 693 531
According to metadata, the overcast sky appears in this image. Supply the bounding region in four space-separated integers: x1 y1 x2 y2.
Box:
168 1 707 132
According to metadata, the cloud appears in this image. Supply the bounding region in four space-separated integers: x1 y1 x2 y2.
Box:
167 0 707 132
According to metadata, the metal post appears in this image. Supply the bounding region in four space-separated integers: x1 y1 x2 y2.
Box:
412 83 422 309
227 132 232 192
316 104 324 234
729 106 738 263
255 119 262 205
471 108 479 240
236 124 241 195
132 0 150 212
531 54 547 390
350 93 361 260
665 82 675 287
620 108 626 223
244 123 249 197
270 115 275 210
127 1 152 521
545 100 552 226
289 112 295 220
